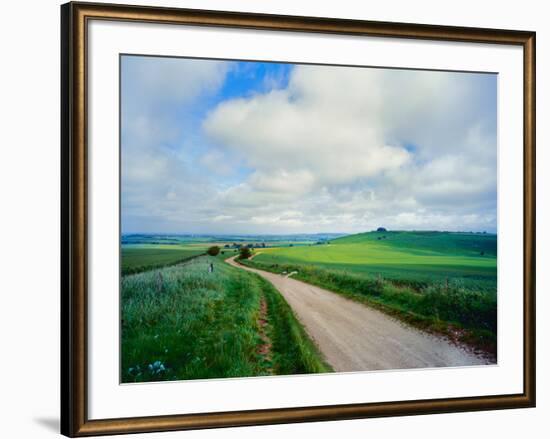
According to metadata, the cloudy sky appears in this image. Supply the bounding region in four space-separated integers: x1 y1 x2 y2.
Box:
121 55 497 235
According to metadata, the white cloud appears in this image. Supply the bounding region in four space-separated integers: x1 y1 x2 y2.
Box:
122 58 497 234
203 67 413 188
248 169 315 194
121 56 230 232
122 56 228 107
197 64 496 233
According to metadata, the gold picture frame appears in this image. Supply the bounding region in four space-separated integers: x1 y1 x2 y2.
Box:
61 2 536 436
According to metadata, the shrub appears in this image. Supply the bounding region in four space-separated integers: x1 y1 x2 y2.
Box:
206 246 220 256
417 281 497 331
239 246 252 259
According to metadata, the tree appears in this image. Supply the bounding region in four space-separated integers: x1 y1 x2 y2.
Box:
206 246 220 256
239 246 252 259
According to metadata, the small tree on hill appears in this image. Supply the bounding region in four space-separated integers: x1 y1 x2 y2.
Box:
207 246 220 256
239 246 252 259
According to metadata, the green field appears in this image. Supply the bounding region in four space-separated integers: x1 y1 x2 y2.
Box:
243 231 497 354
252 231 496 290
121 231 498 378
122 255 330 382
121 244 207 275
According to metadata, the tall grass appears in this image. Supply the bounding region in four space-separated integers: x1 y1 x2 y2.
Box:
241 259 497 354
121 256 329 382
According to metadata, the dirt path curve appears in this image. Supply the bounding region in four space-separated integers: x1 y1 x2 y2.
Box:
226 256 489 372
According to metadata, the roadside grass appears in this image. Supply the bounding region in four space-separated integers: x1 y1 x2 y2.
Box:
258 274 332 375
240 258 497 357
121 245 206 275
121 256 330 382
255 241 496 291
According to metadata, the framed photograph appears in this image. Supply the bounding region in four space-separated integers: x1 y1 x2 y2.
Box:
61 2 535 436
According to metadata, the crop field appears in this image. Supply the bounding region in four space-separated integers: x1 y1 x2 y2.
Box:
253 231 496 290
121 244 207 275
121 256 330 382
243 231 497 354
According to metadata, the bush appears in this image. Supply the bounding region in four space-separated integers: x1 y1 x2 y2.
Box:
417 282 497 332
206 246 220 256
239 246 252 259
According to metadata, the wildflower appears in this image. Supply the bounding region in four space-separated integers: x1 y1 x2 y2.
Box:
148 360 167 374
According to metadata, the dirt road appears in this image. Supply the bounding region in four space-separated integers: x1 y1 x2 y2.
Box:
226 256 488 372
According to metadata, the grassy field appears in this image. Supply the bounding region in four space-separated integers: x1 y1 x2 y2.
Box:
121 255 331 382
121 244 207 275
252 231 496 290
243 231 497 354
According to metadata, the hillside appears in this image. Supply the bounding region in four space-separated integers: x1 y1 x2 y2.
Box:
245 230 498 355
332 230 497 257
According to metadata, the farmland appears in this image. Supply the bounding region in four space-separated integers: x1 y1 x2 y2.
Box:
121 230 497 381
251 231 496 289
121 244 207 275
242 231 497 355
120 232 342 275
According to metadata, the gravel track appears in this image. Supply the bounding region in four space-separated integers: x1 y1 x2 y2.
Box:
226 256 489 372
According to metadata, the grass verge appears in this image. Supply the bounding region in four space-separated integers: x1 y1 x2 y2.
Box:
121 256 330 382
258 273 332 375
240 258 496 359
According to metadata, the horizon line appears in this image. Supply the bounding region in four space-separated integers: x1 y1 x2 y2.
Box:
121 230 497 236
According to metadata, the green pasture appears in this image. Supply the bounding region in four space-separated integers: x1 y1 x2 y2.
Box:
254 231 496 290
334 230 496 256
121 244 207 275
244 231 497 354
